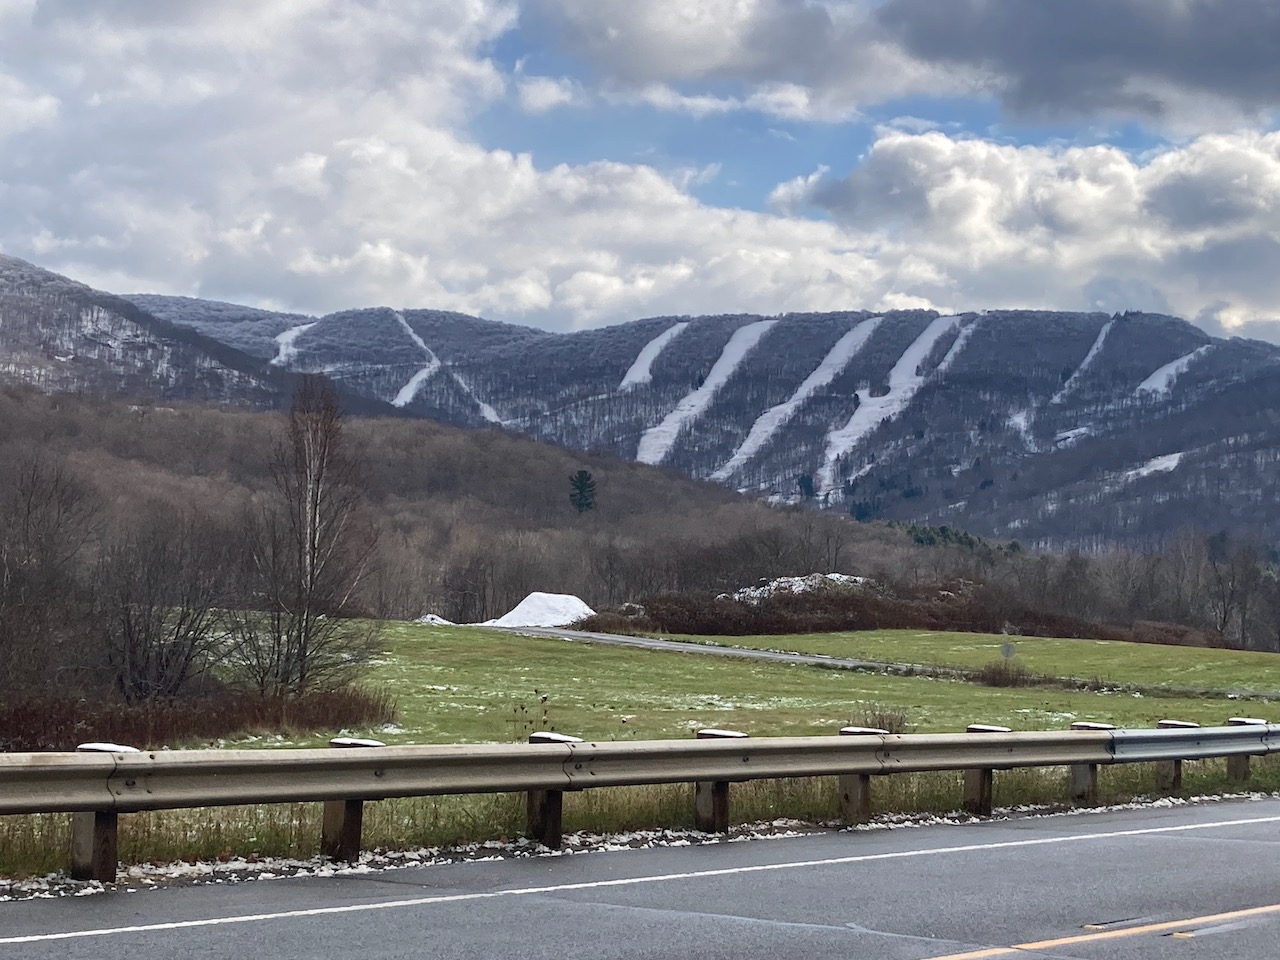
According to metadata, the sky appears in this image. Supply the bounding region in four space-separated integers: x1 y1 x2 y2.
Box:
1 0 1279 338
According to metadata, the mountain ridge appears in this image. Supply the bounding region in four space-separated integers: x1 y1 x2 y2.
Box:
2 253 1278 549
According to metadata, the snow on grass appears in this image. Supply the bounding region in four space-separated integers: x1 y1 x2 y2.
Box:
818 315 961 492
711 318 883 481
620 321 689 390
1135 344 1213 398
481 592 595 628
636 319 777 465
1122 451 1184 482
269 322 316 367
1051 317 1115 405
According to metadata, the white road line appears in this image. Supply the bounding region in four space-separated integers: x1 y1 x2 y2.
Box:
4 814 1278 946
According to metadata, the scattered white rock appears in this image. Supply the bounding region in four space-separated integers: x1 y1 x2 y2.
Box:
480 592 595 628
728 572 870 605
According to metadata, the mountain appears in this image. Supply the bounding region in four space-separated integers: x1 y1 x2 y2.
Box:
3 254 1278 548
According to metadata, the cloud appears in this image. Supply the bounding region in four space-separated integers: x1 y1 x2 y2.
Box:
516 75 582 113
0 1 1278 340
875 0 1280 128
526 0 973 121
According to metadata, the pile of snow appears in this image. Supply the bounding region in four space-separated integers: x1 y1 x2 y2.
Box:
481 592 595 628
728 573 869 605
414 614 455 626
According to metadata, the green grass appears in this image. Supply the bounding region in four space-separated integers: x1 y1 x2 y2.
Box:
255 624 1276 750
6 622 1279 880
663 629 1280 696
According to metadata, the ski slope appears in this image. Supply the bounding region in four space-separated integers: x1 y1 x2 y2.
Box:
1135 344 1213 397
392 311 443 407
818 315 961 493
711 317 883 481
269 322 316 367
620 321 689 389
1051 317 1114 404
392 311 500 421
636 319 777 465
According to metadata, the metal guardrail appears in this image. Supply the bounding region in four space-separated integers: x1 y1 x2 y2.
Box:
2 723 1277 882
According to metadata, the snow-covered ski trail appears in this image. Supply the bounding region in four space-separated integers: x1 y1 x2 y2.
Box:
636 319 778 465
620 321 689 390
391 311 442 408
1135 344 1213 398
711 317 884 481
1051 317 1115 405
817 315 961 493
269 321 316 367
391 311 500 421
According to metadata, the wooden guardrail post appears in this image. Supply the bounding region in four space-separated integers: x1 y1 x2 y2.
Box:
694 729 748 832
1155 720 1199 793
837 726 888 824
322 737 385 862
70 743 139 883
1226 717 1266 782
527 732 582 848
963 724 1011 816
1068 722 1115 804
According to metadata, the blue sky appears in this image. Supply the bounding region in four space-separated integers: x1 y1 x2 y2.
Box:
0 1 1277 339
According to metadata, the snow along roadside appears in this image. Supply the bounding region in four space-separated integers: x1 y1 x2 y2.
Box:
636 319 777 465
711 317 883 482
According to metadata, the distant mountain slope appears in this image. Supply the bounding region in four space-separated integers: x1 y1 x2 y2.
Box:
2 254 1277 548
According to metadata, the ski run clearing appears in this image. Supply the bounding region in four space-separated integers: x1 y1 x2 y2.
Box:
711 318 883 481
1122 451 1185 482
391 311 443 408
636 319 777 465
391 311 500 422
1050 317 1115 405
269 322 316 367
1135 344 1213 398
619 321 689 390
818 315 963 493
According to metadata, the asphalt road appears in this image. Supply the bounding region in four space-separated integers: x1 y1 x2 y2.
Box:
4 798 1279 959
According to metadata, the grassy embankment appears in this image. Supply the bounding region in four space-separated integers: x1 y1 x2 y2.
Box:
4 622 1279 878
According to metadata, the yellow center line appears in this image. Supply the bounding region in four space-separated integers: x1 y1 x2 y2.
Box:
926 901 1280 959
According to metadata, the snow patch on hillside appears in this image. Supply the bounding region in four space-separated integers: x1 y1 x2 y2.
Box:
482 592 595 628
818 315 960 492
637 319 777 465
711 318 883 481
392 311 443 407
620 321 689 389
1122 451 1184 481
1135 344 1213 398
1007 409 1038 452
270 322 316 367
937 318 980 372
1051 317 1115 404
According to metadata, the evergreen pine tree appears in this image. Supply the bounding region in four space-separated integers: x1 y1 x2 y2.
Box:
569 469 596 513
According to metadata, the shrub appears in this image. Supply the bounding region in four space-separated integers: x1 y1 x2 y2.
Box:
973 658 1035 688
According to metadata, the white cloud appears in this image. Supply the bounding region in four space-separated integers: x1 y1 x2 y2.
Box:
1 1 1279 341
516 75 582 113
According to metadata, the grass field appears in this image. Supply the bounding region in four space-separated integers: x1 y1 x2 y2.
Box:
664 629 1280 696
7 622 1280 880
249 623 1277 751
